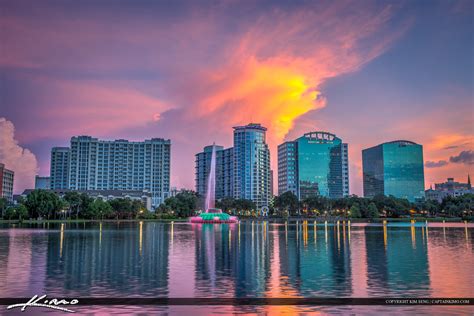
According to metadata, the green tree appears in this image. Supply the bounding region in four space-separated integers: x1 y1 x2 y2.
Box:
0 197 7 218
155 203 171 214
274 191 299 215
216 197 236 213
349 203 361 218
440 194 474 217
233 199 256 214
366 202 379 219
109 198 132 219
87 199 113 219
304 195 331 216
131 200 146 217
64 191 82 218
414 199 439 216
136 208 154 219
5 204 29 220
24 190 63 219
168 190 199 217
109 198 146 219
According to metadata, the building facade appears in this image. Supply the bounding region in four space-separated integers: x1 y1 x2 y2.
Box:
50 136 171 207
425 176 472 202
233 124 271 208
0 163 14 202
278 131 349 200
35 176 51 189
195 145 234 201
50 147 70 189
278 141 298 196
362 140 425 202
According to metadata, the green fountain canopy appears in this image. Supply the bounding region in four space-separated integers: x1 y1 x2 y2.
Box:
199 212 231 221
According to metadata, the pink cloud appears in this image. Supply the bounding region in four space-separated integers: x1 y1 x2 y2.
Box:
0 118 38 193
1 1 412 191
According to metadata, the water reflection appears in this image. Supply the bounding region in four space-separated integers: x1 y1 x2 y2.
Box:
0 221 472 314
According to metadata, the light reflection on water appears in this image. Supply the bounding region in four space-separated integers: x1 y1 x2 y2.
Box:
0 221 472 315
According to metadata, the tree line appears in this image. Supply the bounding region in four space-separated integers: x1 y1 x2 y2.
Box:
1 189 472 221
0 190 150 220
274 191 473 219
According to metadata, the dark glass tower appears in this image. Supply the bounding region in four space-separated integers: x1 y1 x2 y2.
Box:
362 140 425 202
278 131 349 199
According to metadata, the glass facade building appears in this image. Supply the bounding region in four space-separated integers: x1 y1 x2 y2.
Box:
233 124 271 208
195 145 234 201
51 136 171 207
362 140 425 202
278 131 349 199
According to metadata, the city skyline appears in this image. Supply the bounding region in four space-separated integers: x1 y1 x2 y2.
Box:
1 123 473 196
0 0 473 195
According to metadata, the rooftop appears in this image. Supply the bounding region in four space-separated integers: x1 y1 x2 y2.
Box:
233 123 267 131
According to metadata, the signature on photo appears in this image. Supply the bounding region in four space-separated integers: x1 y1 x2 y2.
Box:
7 294 78 313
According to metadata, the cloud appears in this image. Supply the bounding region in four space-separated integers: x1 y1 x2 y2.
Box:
425 160 449 168
0 1 411 189
449 150 474 165
0 118 38 193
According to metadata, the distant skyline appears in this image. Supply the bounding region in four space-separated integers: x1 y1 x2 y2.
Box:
1 0 473 194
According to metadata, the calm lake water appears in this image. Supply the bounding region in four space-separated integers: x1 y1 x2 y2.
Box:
0 221 472 315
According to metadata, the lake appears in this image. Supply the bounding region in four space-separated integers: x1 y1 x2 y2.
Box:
0 221 472 315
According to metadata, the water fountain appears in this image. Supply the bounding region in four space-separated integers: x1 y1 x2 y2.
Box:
190 144 238 224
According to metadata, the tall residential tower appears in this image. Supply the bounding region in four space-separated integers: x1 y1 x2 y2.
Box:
50 147 70 189
195 145 234 202
233 123 271 208
195 124 271 209
50 136 171 207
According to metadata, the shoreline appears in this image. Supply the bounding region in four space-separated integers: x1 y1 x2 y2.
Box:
0 216 469 224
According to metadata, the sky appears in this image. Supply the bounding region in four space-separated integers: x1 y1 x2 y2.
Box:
0 0 473 195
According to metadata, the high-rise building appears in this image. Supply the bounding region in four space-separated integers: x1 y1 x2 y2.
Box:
68 136 171 206
35 176 51 189
50 147 70 189
195 124 271 209
195 145 233 201
278 141 298 196
278 131 349 199
362 140 425 202
269 169 274 197
0 163 14 202
51 136 170 207
233 123 271 208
